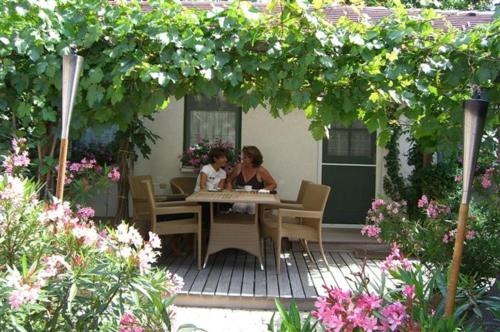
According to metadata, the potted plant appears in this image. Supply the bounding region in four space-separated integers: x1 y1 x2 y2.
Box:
178 138 239 174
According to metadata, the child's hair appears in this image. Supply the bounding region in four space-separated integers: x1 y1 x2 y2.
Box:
208 147 227 163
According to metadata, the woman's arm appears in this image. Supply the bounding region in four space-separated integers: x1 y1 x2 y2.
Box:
259 167 277 190
199 172 208 190
225 164 241 190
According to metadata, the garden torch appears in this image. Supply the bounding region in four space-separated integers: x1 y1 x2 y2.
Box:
55 52 84 200
444 90 488 317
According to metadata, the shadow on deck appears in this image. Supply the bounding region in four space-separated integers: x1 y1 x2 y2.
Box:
159 240 393 310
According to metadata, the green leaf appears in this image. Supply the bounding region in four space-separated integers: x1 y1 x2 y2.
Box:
67 283 78 313
88 68 104 84
86 84 105 107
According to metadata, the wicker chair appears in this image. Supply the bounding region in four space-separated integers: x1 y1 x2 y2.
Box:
260 182 331 273
260 180 312 219
129 175 187 232
170 177 197 198
141 179 202 269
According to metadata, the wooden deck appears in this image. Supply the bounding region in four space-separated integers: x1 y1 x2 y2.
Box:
159 240 393 310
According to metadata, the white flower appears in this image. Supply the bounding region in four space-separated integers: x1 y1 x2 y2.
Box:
116 223 130 244
128 227 143 248
118 246 133 259
148 232 162 249
72 225 99 246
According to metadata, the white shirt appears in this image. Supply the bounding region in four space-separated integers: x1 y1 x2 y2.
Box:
194 164 226 192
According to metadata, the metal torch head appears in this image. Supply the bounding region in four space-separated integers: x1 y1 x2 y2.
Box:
61 54 84 139
461 99 489 204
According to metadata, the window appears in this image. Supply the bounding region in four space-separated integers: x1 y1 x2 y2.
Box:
323 121 376 164
184 94 241 150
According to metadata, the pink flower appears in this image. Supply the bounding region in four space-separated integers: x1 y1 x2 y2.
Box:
466 229 476 240
481 175 491 189
107 167 120 182
403 285 415 299
77 206 95 220
417 195 428 208
69 163 82 172
361 225 381 238
454 174 463 182
381 243 413 272
381 301 407 331
371 199 385 211
119 311 144 332
442 233 450 244
357 293 382 311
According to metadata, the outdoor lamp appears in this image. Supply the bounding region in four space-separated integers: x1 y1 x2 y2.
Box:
444 91 488 317
55 53 84 200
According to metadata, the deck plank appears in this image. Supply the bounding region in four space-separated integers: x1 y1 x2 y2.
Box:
265 239 279 297
241 254 256 296
277 250 293 298
328 252 356 291
228 252 246 296
215 250 236 296
202 252 227 295
311 250 338 291
301 250 325 296
189 254 216 295
292 251 317 298
285 250 306 299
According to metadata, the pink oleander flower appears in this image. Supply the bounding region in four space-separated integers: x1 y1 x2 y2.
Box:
39 255 71 279
0 176 25 203
466 229 476 240
108 167 121 182
403 285 415 299
381 301 407 331
381 243 413 272
72 224 99 246
442 233 450 244
77 206 95 220
454 174 463 182
6 267 42 310
119 311 144 332
481 175 491 189
417 195 428 208
137 245 157 273
371 198 385 211
69 162 82 173
361 225 381 238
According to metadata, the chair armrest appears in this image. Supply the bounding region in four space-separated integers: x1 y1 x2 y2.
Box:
154 205 202 215
156 201 198 207
263 203 303 210
278 208 321 219
280 199 298 204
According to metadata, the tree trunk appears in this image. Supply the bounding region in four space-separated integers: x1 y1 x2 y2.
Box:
114 137 131 225
422 152 433 167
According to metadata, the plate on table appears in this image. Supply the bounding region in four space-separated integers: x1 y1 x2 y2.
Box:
207 188 222 192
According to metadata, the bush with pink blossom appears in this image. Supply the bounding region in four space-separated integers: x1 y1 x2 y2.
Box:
272 244 495 331
362 176 499 281
62 156 121 205
0 144 193 331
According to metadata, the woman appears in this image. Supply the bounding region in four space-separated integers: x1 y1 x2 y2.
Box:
226 146 277 214
194 147 228 192
227 145 277 191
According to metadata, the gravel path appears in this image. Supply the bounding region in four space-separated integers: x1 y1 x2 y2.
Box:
172 307 277 332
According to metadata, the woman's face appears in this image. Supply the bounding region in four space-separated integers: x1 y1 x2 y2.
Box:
241 152 253 167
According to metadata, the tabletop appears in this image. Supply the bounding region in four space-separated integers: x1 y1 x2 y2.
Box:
186 190 280 204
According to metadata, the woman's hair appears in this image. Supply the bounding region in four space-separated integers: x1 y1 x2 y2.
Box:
209 147 227 163
242 146 263 167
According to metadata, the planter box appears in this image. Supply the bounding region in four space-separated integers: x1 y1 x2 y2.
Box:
180 165 196 174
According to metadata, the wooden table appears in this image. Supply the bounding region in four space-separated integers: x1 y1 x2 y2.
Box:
186 190 280 269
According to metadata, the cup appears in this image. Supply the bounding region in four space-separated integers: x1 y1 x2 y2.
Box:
244 185 252 192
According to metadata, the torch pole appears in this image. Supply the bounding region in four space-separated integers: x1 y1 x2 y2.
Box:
444 97 488 317
55 138 69 200
56 53 83 201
